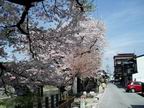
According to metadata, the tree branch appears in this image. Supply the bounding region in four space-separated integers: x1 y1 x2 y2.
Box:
0 62 6 77
89 38 98 49
16 6 30 35
75 0 84 12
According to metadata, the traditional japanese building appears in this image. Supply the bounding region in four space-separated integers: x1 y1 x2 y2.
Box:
113 53 137 87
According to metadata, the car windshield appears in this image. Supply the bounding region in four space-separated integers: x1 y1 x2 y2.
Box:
133 82 141 85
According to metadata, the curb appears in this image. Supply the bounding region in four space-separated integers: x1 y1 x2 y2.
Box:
97 86 107 108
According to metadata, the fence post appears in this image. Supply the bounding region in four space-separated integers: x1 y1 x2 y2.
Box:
40 85 43 97
38 97 42 108
60 92 62 101
51 95 54 108
56 94 59 107
45 97 49 108
77 76 81 94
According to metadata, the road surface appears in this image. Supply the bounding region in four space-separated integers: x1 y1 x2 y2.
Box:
99 83 144 108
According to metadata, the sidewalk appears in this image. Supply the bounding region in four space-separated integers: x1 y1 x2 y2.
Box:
71 86 106 108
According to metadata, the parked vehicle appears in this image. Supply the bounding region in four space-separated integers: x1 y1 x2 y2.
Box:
126 81 144 93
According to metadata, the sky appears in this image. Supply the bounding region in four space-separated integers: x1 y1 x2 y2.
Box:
91 0 144 73
1 0 144 74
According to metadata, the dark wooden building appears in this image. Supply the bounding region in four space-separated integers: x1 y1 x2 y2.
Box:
113 53 137 87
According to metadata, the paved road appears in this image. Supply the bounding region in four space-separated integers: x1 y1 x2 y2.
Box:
99 83 144 108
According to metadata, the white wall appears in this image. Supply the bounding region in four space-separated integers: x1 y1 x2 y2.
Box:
133 56 144 82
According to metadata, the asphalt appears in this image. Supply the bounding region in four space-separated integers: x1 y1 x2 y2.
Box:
99 83 144 108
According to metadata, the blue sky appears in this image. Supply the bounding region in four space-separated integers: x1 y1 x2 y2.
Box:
91 0 144 72
1 0 144 73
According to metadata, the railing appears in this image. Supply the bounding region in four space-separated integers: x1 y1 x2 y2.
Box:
0 93 75 108
32 94 59 108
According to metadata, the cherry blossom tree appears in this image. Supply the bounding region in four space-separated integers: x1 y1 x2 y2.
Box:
0 0 94 59
66 19 106 77
0 0 107 96
0 18 106 95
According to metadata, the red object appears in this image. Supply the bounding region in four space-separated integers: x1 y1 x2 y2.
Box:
126 81 143 92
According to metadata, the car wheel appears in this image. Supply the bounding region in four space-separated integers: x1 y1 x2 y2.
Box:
125 89 128 92
131 89 135 93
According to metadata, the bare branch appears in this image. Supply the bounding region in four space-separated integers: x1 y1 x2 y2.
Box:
89 38 98 49
75 0 84 12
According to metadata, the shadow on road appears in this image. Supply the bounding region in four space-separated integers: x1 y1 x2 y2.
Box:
114 84 124 88
131 105 144 108
137 93 144 97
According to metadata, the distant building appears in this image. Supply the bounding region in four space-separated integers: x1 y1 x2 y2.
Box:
113 53 137 87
